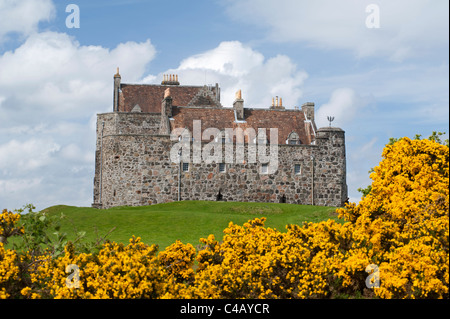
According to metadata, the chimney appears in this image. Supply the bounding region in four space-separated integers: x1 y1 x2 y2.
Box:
215 83 220 102
233 89 244 121
269 96 285 110
113 67 121 112
161 74 180 85
162 88 173 117
302 102 315 121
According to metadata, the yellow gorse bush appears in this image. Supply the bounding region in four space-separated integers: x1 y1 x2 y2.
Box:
0 136 448 299
0 209 24 244
337 137 449 298
23 237 166 299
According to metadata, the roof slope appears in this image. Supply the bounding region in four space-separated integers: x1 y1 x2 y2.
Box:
171 107 313 145
119 84 219 113
117 83 315 145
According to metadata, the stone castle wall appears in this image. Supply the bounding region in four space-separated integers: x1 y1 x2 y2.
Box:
93 112 347 208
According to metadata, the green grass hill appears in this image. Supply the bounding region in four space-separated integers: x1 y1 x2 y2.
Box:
41 200 341 249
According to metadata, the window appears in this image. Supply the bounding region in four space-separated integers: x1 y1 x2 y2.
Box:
255 128 268 145
178 128 191 142
219 163 226 173
178 135 191 142
287 132 301 145
182 162 189 172
294 164 301 175
260 163 268 174
216 130 231 144
254 137 269 144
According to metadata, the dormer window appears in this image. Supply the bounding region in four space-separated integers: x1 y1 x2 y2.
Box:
287 132 301 145
179 136 191 142
178 128 192 142
215 130 231 144
253 137 269 144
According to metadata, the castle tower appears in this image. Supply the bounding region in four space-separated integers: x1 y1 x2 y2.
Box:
314 127 347 206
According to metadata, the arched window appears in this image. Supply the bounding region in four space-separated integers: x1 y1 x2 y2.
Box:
287 132 301 145
178 127 192 142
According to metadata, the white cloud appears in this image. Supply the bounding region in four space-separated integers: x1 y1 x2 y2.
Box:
0 30 157 210
0 178 43 196
316 88 367 128
147 41 308 108
0 0 55 42
0 32 156 119
179 41 265 77
61 143 92 163
0 138 60 172
224 0 449 61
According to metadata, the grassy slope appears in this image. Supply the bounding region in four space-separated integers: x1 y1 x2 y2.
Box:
42 200 341 249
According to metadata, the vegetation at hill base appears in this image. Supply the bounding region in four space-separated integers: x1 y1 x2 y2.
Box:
1 133 448 299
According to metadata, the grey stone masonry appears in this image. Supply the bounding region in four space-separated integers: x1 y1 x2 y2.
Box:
92 74 347 209
92 112 347 208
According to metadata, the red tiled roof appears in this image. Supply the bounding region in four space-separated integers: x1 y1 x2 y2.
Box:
171 107 313 145
119 84 218 113
118 83 315 144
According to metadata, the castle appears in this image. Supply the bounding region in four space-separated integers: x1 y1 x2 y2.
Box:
92 70 347 209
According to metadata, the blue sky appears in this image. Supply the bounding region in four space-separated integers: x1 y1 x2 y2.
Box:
0 0 448 211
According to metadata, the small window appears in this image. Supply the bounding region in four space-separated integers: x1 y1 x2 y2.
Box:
179 135 191 142
254 137 269 145
288 132 300 145
260 163 268 174
217 131 231 144
182 162 189 172
219 163 226 173
294 164 301 175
